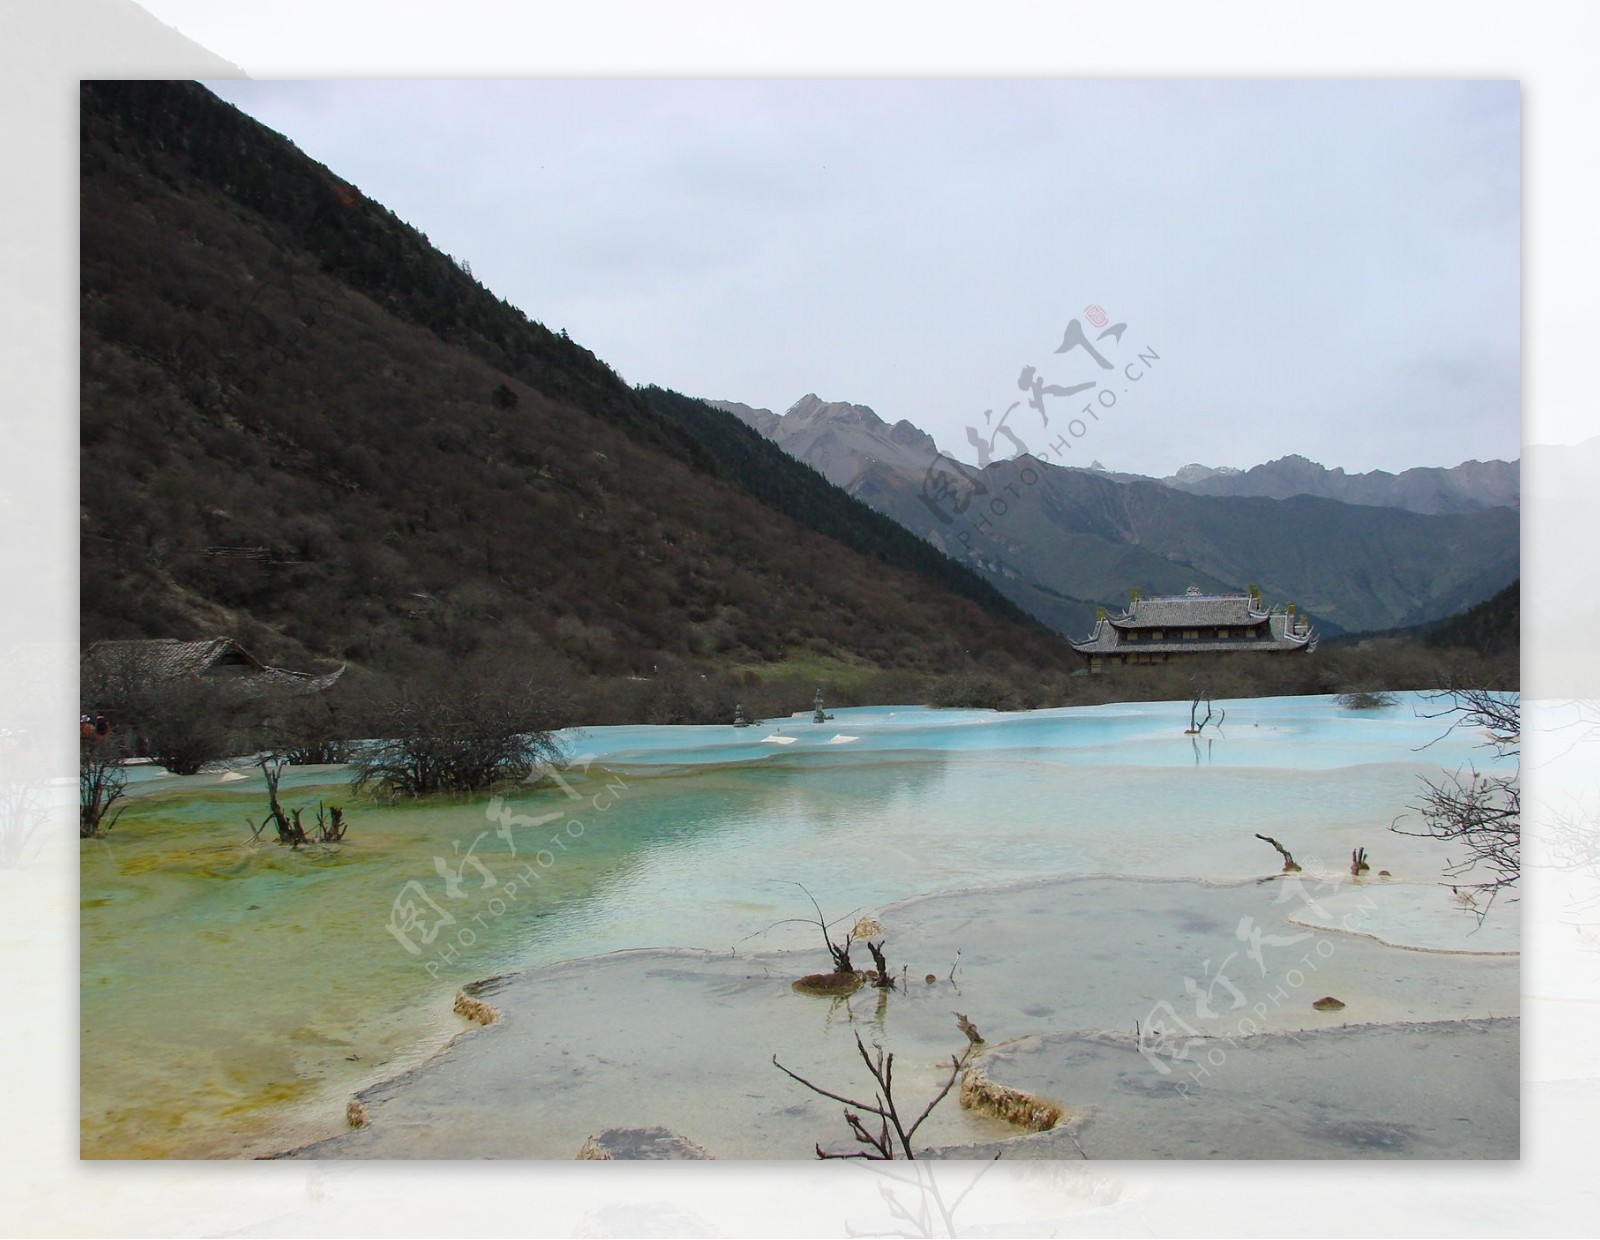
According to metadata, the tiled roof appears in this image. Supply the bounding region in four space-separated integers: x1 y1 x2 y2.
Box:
83 638 345 694
1111 594 1271 629
1071 609 1315 654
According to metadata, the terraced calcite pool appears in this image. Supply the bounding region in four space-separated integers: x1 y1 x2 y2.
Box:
80 693 1518 1159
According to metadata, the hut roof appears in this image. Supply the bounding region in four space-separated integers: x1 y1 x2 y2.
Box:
82 637 345 694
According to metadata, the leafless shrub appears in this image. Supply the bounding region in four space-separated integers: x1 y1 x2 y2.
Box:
350 680 565 798
1392 685 1519 919
1335 689 1398 709
80 737 129 839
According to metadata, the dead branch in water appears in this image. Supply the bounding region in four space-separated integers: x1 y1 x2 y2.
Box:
1255 833 1301 873
764 880 858 974
1186 684 1225 735
772 1018 979 1160
248 757 347 848
864 938 896 990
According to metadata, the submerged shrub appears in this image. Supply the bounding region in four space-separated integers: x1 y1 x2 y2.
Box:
349 682 566 798
1334 689 1398 710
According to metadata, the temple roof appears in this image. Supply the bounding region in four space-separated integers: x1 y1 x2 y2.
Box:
1110 593 1271 629
1070 591 1316 655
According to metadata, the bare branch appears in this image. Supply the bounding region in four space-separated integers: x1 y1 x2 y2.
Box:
1255 833 1300 872
1393 687 1519 922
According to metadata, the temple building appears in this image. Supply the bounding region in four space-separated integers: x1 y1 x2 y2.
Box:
1070 586 1316 673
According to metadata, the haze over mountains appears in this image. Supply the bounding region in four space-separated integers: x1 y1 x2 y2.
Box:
710 396 1521 638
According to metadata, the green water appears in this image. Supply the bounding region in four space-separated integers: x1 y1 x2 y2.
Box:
80 766 653 1157
81 698 1515 1158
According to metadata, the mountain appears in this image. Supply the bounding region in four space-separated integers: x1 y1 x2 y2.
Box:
1423 580 1519 655
721 397 1520 518
78 80 1080 717
1168 463 1244 486
707 395 941 490
1325 579 1520 653
1160 453 1520 514
715 396 1520 639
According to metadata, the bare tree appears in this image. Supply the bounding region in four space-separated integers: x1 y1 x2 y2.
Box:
80 738 129 839
1392 686 1519 919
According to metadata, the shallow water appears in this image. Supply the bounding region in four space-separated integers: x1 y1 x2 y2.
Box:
79 692 1518 1158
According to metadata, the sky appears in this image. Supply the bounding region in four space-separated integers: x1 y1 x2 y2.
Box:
201 78 1520 477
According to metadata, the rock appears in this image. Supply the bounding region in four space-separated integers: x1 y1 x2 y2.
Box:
1312 995 1346 1011
924 973 938 985
958 1063 1062 1132
576 1126 713 1160
454 989 498 1025
792 971 863 997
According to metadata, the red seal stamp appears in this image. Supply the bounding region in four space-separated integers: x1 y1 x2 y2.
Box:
1085 304 1109 329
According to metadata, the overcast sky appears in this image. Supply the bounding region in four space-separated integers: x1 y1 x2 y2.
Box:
203 78 1519 476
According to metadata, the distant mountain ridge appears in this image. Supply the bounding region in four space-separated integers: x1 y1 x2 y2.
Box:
1161 453 1520 514
711 394 1521 639
714 395 1518 515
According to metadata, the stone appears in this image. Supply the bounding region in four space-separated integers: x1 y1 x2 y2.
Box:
576 1126 713 1160
1312 995 1346 1011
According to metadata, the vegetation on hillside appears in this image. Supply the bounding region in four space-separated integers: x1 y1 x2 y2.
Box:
1424 580 1520 656
639 386 1035 624
78 80 1517 754
80 78 1079 728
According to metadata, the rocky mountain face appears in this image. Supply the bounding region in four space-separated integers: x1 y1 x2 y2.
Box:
1161 453 1520 514
712 396 1521 639
708 396 941 490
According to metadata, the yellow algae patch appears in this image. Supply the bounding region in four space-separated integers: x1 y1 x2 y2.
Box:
454 989 498 1025
958 1062 1062 1132
791 971 863 997
217 1077 316 1117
